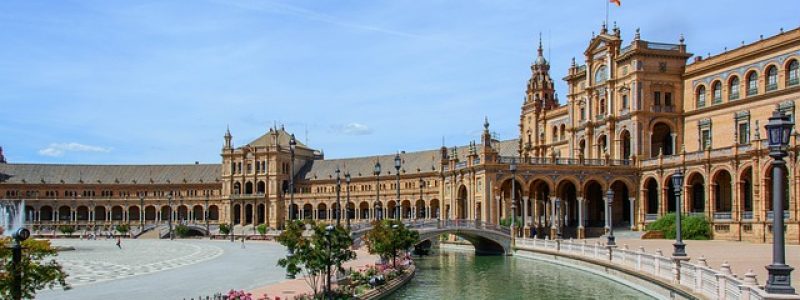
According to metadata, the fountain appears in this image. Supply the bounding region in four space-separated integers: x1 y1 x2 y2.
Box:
1 199 26 236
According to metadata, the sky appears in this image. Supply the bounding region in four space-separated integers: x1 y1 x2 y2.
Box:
0 0 797 164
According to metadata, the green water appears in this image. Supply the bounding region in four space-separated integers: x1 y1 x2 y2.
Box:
386 250 657 300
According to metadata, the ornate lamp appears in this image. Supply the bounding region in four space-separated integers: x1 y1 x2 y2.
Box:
671 170 686 257
765 109 795 294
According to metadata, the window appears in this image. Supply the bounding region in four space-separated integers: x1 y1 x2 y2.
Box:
698 119 712 151
580 107 586 121
654 92 661 106
701 130 711 150
696 86 706 108
766 66 778 91
595 65 607 84
622 94 628 109
665 92 672 106
746 71 758 96
599 98 606 114
738 123 750 144
788 60 799 86
729 76 740 100
712 81 722 103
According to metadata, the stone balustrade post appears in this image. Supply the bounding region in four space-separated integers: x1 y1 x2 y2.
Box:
638 246 645 271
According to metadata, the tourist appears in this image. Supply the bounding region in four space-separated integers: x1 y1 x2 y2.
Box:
116 236 122 249
241 236 246 249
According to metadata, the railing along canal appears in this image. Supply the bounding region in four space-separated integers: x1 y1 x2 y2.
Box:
515 238 779 300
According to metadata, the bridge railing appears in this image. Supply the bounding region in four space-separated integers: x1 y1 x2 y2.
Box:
515 238 772 300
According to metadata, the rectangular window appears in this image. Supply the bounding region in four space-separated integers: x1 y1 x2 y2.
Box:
622 95 628 109
738 123 750 144
653 92 661 106
665 92 672 106
701 130 711 150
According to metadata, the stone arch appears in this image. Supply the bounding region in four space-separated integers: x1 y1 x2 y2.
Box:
358 201 370 220
663 173 678 213
302 203 312 220
192 205 203 221
245 181 254 195
232 204 241 224
686 171 706 213
129 206 141 221
650 121 675 157
95 206 107 221
583 180 605 231
76 205 90 221
208 205 220 221
528 176 555 192
609 180 631 226
456 185 468 219
58 205 71 221
40 206 53 221
317 203 328 220
429 199 441 219
177 205 189 221
145 205 157 221
739 166 754 217
712 169 734 215
499 178 523 221
257 181 266 194
619 129 632 159
110 206 123 221
415 199 426 219
401 200 412 219
233 181 242 195
417 228 510 255
582 176 608 192
643 177 659 215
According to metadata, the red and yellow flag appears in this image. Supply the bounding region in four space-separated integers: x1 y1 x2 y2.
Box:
610 0 621 6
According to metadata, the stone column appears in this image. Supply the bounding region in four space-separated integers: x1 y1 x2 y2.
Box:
577 196 585 239
522 196 530 236
550 196 558 238
629 197 636 230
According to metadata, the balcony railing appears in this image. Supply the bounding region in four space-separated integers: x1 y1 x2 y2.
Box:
713 212 732 220
742 211 753 220
766 210 789 220
645 214 659 221
496 156 631 167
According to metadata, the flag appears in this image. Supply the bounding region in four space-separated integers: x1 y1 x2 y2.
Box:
610 0 621 6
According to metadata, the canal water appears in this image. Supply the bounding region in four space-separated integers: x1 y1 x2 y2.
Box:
387 250 657 300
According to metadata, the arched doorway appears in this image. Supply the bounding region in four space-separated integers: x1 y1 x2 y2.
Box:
177 205 188 222
387 200 397 220
401 200 412 219
610 180 630 227
500 179 523 222
58 206 71 221
245 182 254 195
40 206 53 221
687 173 705 213
129 206 141 222
145 206 157 221
257 181 266 194
232 204 241 224
713 170 733 220
620 130 631 159
531 180 551 231
457 186 468 219
359 201 370 220
584 180 605 236
301 204 312 220
741 167 754 219
76 206 90 221
645 178 659 216
651 122 673 157
193 205 203 221
430 199 440 219
557 180 578 238
208 205 219 221
95 206 107 222
317 203 328 220
415 199 425 219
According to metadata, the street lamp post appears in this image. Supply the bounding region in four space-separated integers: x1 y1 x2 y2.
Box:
671 170 687 257
765 109 795 294
139 195 144 231
325 224 334 299
289 133 297 222
205 194 210 235
345 172 351 229
10 228 30 300
510 160 517 237
391 224 399 269
168 192 174 240
335 166 342 226
419 177 425 220
374 160 382 220
395 153 401 220
606 188 616 247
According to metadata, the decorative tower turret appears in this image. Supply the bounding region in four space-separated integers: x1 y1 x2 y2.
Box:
223 126 233 150
0 146 6 164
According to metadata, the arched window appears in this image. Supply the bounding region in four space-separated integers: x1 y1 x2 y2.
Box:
594 65 608 84
599 98 606 114
788 60 799 86
712 81 722 103
696 85 706 108
552 126 558 141
728 76 740 100
766 65 778 91
746 71 758 96
559 124 566 141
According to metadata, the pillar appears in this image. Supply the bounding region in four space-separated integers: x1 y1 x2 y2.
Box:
577 196 585 239
629 197 636 230
522 196 530 235
550 196 558 238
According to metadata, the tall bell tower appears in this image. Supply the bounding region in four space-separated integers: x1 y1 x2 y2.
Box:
520 34 558 158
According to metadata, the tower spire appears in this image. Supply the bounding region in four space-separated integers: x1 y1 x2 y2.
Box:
538 32 543 57
224 126 233 150
0 146 6 164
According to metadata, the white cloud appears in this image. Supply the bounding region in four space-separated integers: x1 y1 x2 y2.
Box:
332 122 373 136
38 143 112 157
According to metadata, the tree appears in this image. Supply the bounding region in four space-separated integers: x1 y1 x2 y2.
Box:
276 220 356 298
58 225 75 237
257 224 267 235
0 237 70 299
364 220 419 268
219 223 231 235
175 224 190 238
115 224 130 235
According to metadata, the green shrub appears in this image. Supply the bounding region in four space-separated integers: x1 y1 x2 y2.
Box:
175 224 189 238
646 213 711 240
219 223 231 235
58 225 75 236
257 224 267 235
499 217 522 227
115 224 130 234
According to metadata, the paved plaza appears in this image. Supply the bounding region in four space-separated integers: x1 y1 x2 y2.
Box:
36 239 288 300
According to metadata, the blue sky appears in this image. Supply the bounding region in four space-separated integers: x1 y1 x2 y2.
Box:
0 0 796 164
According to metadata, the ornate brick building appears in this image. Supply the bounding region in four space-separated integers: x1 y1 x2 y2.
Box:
1 25 799 243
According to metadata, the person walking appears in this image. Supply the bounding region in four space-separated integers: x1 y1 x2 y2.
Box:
116 236 122 249
240 236 246 249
